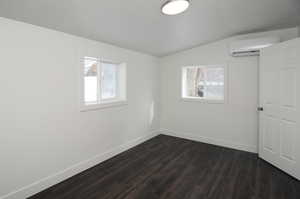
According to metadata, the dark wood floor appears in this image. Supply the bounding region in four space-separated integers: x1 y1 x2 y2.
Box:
29 135 300 199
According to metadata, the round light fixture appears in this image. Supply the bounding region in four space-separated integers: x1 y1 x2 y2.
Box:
161 0 190 16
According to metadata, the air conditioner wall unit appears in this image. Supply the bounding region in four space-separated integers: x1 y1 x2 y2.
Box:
230 37 280 57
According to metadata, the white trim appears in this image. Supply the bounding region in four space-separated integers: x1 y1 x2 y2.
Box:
98 59 102 103
180 97 225 104
1 131 160 199
160 129 258 153
80 100 128 112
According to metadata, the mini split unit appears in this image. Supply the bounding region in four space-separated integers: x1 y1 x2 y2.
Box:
230 37 280 57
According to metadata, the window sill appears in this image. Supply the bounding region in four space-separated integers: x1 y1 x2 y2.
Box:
181 97 225 104
80 100 128 112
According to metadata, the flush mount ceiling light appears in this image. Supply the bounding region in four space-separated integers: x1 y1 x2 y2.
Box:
161 0 190 15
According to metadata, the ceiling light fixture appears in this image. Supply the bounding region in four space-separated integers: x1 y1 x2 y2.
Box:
161 0 190 16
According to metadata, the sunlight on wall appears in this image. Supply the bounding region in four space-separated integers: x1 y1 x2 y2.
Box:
149 101 155 127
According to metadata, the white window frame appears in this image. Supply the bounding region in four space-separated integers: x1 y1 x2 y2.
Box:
181 65 227 104
80 57 127 112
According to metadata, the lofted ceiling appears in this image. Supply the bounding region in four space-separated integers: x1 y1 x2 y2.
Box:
0 0 299 57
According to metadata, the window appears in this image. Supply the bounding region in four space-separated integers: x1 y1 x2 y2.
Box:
81 57 126 111
182 65 225 102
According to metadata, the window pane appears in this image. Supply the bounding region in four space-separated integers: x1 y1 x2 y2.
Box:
185 67 205 97
101 62 117 99
204 67 224 99
84 58 98 105
183 66 224 100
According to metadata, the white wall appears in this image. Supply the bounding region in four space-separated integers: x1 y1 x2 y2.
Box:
0 18 160 198
0 16 298 199
160 27 299 153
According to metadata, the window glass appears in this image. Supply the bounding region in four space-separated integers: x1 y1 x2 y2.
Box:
101 62 117 100
81 57 126 111
84 58 98 105
183 66 224 100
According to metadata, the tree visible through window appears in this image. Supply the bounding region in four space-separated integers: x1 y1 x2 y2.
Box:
182 66 225 100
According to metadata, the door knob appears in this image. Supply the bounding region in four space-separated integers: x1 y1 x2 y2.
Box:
257 107 264 111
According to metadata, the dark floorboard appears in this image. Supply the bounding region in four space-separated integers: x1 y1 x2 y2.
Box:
29 135 300 199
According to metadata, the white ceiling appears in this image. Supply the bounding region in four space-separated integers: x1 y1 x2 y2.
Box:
0 0 299 57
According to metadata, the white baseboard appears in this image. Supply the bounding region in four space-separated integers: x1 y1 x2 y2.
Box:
161 129 257 153
1 131 159 199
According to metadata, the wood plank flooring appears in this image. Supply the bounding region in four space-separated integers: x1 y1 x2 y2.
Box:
29 135 300 199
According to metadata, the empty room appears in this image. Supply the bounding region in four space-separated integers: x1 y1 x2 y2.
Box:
1 0 300 198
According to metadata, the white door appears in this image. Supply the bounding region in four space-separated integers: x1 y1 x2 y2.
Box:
259 38 300 180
